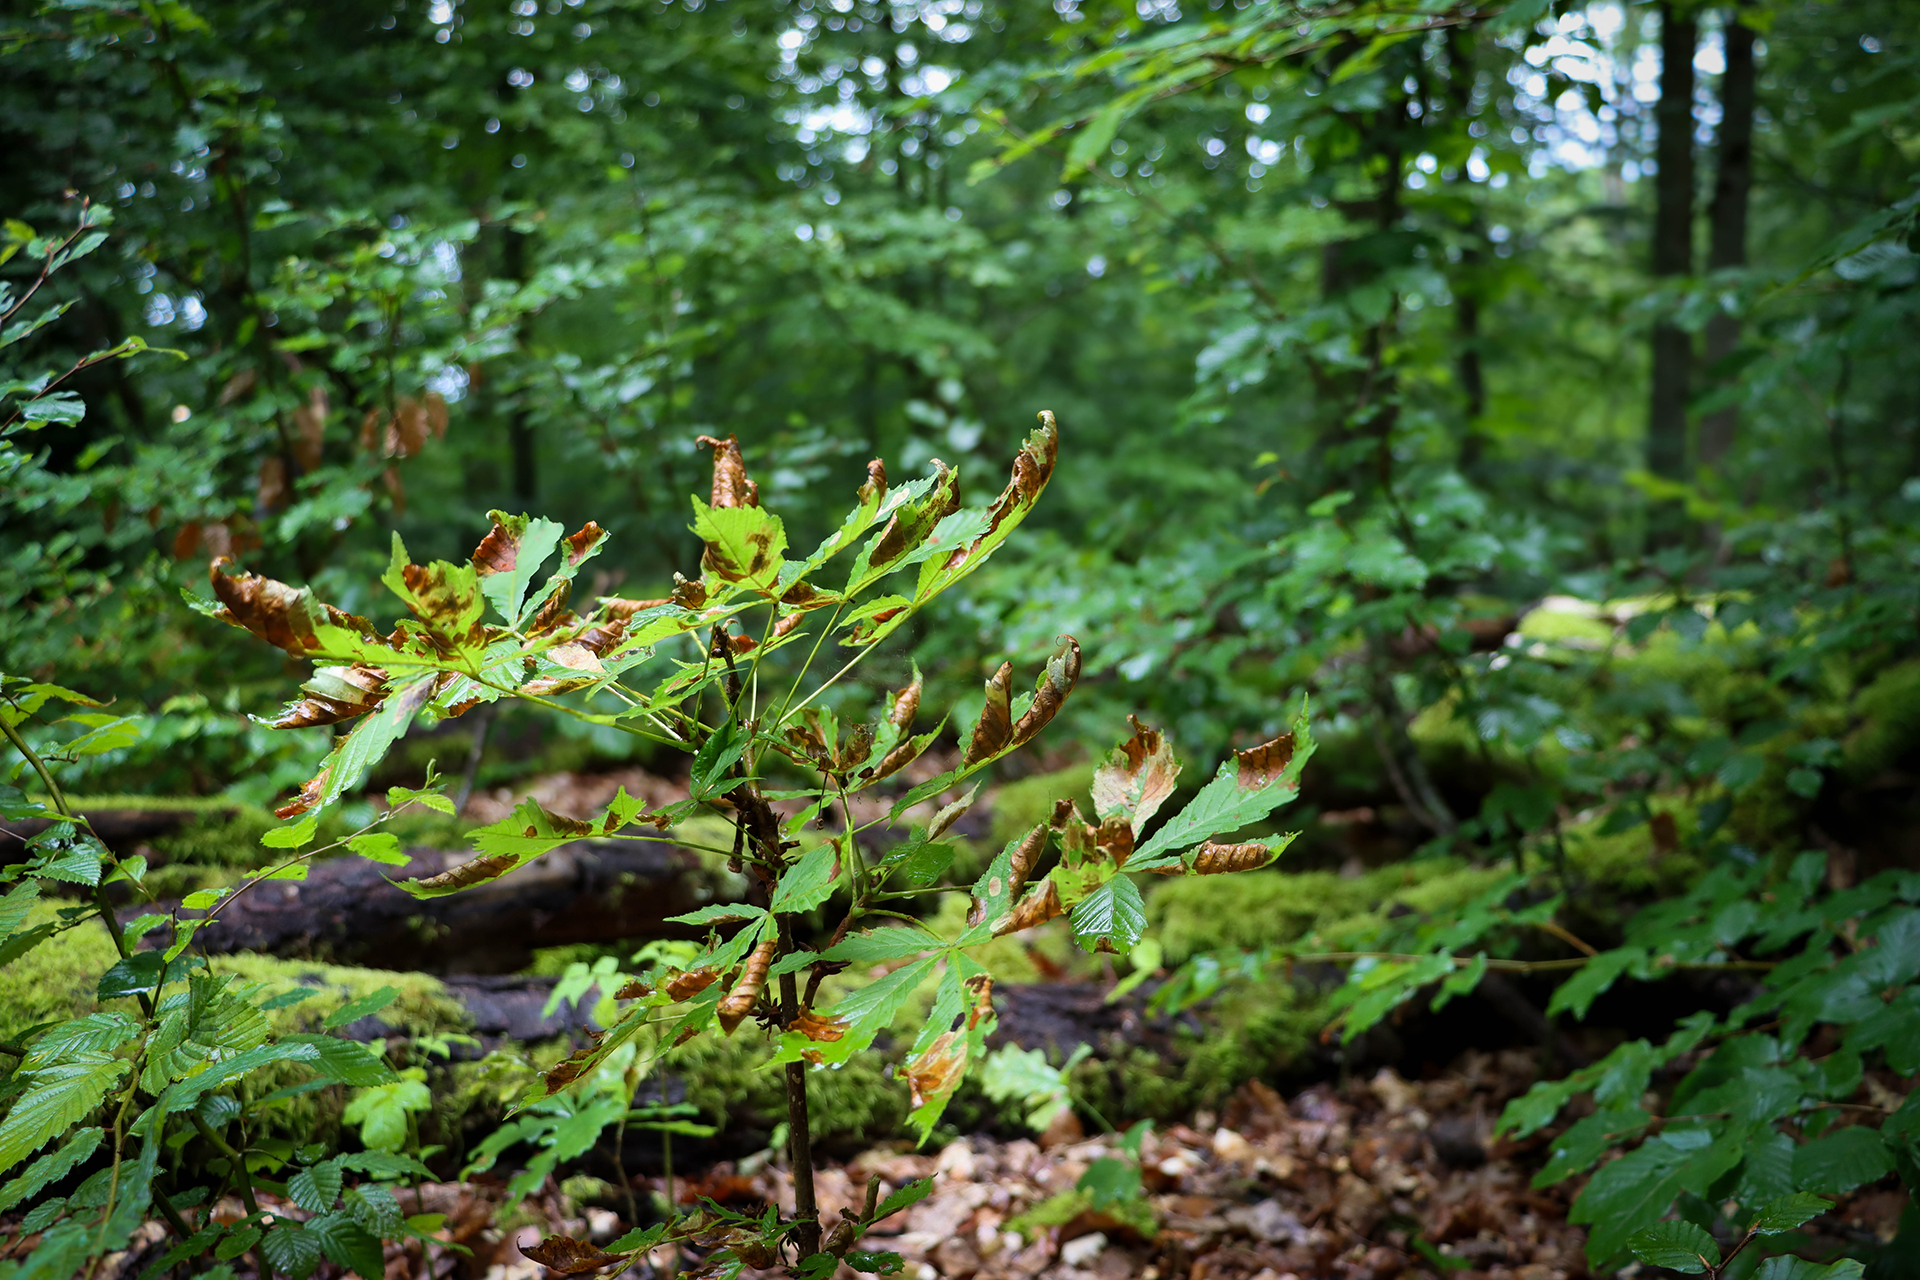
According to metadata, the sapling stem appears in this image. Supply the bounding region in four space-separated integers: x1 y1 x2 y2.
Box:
776 919 821 1257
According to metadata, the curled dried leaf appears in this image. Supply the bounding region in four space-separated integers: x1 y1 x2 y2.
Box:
596 595 671 621
413 853 519 892
275 764 331 820
1010 635 1080 746
209 558 387 658
823 1218 858 1257
572 616 627 657
961 661 1013 768
772 611 805 640
926 784 979 842
267 664 389 729
470 512 526 577
522 1235 625 1276
869 459 956 568
1092 716 1182 835
696 433 759 508
1095 816 1135 865
1236 733 1297 788
965 973 995 1030
614 979 653 1000
888 673 923 735
664 967 720 1001
1187 842 1276 875
564 521 606 565
940 410 1059 574
670 573 708 610
1006 823 1047 903
727 1232 777 1269
994 879 1064 937
717 937 776 1036
859 457 887 504
791 1008 849 1042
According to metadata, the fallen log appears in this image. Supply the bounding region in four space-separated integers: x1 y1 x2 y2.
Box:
123 840 726 973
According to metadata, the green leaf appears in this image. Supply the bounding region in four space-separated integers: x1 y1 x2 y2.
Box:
1755 1261 1866 1280
1076 1156 1141 1210
324 986 401 1030
665 903 764 927
844 1250 906 1275
1068 875 1146 954
1569 1130 1743 1266
1548 946 1647 1020
342 1075 432 1152
22 392 84 425
1532 1108 1651 1188
690 718 748 799
307 1211 385 1279
820 925 944 964
1431 952 1487 1012
0 1054 126 1175
345 833 409 866
1792 1125 1893 1194
1627 1220 1720 1273
0 881 40 939
692 500 788 592
1066 99 1129 178
1750 1191 1830 1235
287 1159 344 1213
0 1126 101 1213
872 1176 936 1223
24 823 105 885
770 842 841 914
262 814 320 849
260 1221 325 1280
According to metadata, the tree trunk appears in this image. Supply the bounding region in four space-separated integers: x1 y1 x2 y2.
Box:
1647 2 1697 547
1699 12 1756 470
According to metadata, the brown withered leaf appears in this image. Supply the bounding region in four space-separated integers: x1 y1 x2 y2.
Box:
906 1030 968 1110
772 611 804 640
965 973 995 1030
469 513 525 577
172 522 202 561
868 460 956 568
573 616 626 656
1094 815 1135 865
563 521 606 566
1005 823 1048 903
887 672 922 735
1235 732 1297 788
388 395 429 458
791 1008 849 1042
257 456 289 513
614 979 653 1000
291 384 327 473
425 390 448 439
717 938 776 1036
412 853 519 893
275 764 330 821
1010 635 1080 746
664 968 720 1001
1050 799 1099 868
595 595 670 621
779 579 838 611
670 573 708 610
960 661 1013 768
925 784 979 842
939 410 1059 574
1092 715 1182 835
697 433 759 508
994 879 1063 937
859 457 887 504
267 664 389 729
523 1235 625 1275
1187 841 1275 875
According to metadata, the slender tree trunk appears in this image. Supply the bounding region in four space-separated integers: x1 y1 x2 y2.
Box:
1699 12 1755 469
1647 2 1697 546
1445 28 1489 473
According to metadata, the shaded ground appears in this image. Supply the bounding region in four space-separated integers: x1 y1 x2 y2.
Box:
52 1049 1908 1280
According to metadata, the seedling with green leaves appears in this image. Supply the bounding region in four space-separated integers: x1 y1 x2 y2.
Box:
196 420 1315 1274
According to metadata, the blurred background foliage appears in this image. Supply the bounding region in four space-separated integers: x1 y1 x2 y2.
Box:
2 0 1917 881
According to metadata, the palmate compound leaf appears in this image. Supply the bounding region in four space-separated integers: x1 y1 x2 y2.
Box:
379 533 488 649
1626 1220 1721 1273
1126 703 1315 872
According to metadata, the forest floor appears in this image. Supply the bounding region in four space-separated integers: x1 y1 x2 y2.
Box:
70 1047 1910 1280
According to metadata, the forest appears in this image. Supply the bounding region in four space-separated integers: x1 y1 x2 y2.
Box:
2 0 1917 1276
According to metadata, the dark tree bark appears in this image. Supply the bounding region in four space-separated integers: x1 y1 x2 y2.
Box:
1699 12 1756 469
1648 2 1698 546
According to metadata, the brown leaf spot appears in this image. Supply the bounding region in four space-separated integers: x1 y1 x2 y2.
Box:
1188 842 1274 875
664 968 720 1001
470 516 522 577
1092 715 1182 835
792 1009 849 1042
994 879 1064 937
564 521 607 566
906 1030 968 1110
1010 635 1080 746
1006 824 1047 902
859 457 887 504
716 938 776 1036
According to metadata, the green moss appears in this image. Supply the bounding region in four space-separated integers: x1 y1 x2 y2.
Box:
0 905 120 1044
1842 660 1920 783
210 953 468 1038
